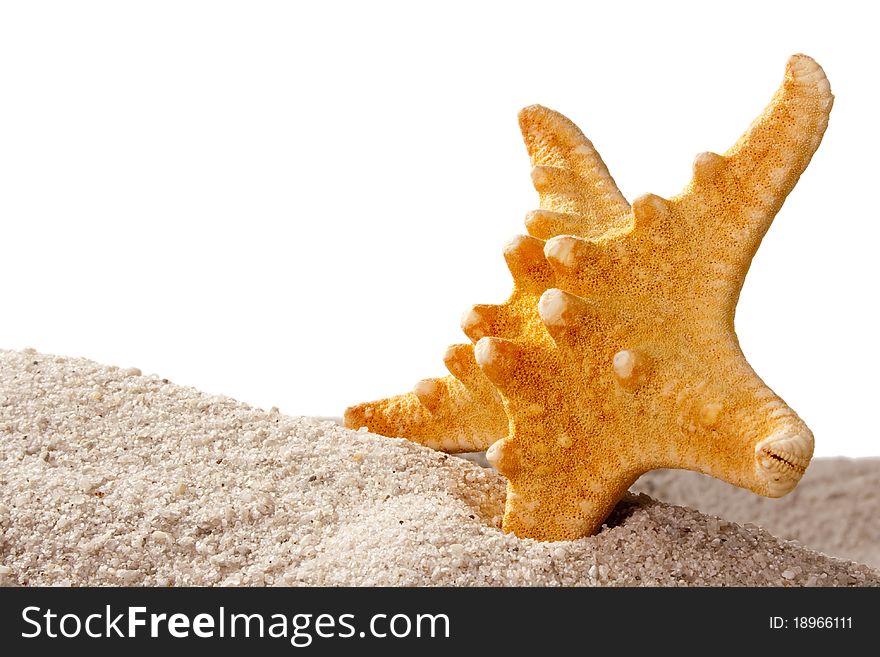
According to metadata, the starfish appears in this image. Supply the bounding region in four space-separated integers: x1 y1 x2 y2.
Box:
346 54 832 540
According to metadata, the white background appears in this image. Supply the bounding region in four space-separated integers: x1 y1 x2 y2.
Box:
0 1 876 457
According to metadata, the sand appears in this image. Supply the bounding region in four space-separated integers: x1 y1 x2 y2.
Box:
634 459 880 570
1 348 877 586
458 452 880 570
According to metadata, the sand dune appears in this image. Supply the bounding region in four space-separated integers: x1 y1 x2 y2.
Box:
1 349 876 586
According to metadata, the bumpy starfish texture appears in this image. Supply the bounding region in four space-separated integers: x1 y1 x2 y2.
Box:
343 98 628 450
347 54 831 541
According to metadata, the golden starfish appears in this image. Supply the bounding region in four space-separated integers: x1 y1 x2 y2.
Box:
347 54 832 541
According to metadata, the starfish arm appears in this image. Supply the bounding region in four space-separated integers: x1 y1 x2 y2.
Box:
553 56 834 311
661 54 833 303
343 364 506 452
519 105 631 240
638 350 815 498
476 331 641 540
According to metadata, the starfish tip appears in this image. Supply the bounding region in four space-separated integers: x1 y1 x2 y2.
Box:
517 103 553 125
342 403 368 430
754 426 815 497
786 54 833 98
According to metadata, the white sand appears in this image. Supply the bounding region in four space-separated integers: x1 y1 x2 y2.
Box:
634 459 880 569
1 349 877 586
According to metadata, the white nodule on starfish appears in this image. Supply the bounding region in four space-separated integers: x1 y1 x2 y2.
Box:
486 439 503 468
412 379 439 410
576 499 594 516
502 234 529 259
699 401 724 427
473 337 497 369
460 306 482 332
461 304 500 343
530 166 550 188
693 151 725 179
612 349 637 380
543 236 577 269
538 288 569 326
413 378 437 397
632 193 668 222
